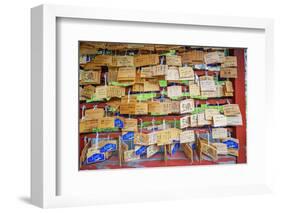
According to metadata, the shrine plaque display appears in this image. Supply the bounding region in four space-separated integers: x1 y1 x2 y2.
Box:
78 41 247 170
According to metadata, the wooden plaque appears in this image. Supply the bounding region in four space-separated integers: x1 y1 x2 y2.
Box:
166 55 182 66
220 68 238 78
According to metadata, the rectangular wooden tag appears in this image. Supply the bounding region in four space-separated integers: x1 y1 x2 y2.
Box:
147 144 160 158
119 103 135 114
216 84 224 97
201 91 217 98
108 67 118 82
180 99 194 113
180 115 189 129
148 101 161 114
123 118 138 132
134 103 148 115
221 56 237 67
113 56 134 67
80 46 98 56
223 104 241 116
167 85 182 98
92 55 113 66
132 83 144 92
117 67 136 81
165 67 179 80
180 130 195 143
212 128 228 139
200 80 216 92
84 108 104 120
204 108 219 120
226 115 243 126
107 86 126 98
178 67 194 80
80 85 95 99
134 132 148 146
197 113 211 126
123 150 140 162
134 55 147 67
80 119 98 133
201 142 218 160
87 149 106 164
212 143 228 155
143 81 160 92
166 55 182 66
153 65 168 76
91 139 118 151
220 68 238 78
120 102 147 115
156 129 172 145
169 128 182 142
134 54 159 67
162 101 173 115
148 54 160 65
170 101 180 114
224 80 234 92
98 117 115 129
121 95 138 103
147 132 158 145
189 83 201 96
212 114 227 127
140 66 154 78
204 51 225 64
181 50 204 64
80 70 101 85
182 143 193 162
224 81 234 94
95 86 107 99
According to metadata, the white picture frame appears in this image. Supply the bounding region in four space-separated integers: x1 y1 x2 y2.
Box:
31 4 274 208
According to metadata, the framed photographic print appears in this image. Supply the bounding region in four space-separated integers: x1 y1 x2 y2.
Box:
31 4 274 208
78 41 245 170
